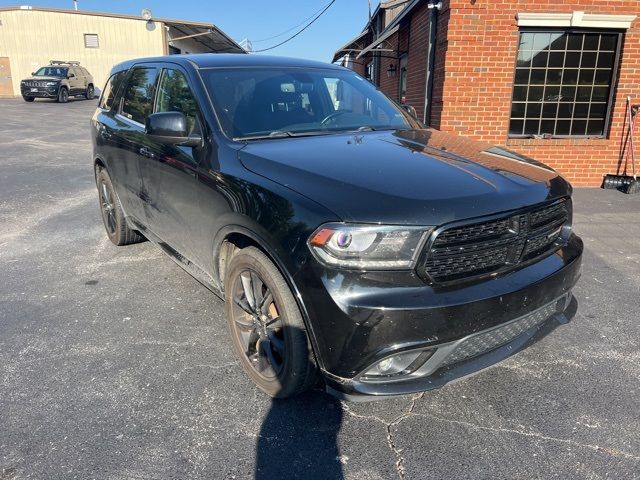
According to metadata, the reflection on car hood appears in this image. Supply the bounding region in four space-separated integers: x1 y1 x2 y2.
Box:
238 128 571 225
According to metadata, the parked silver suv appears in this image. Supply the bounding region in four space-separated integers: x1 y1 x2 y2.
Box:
20 60 94 103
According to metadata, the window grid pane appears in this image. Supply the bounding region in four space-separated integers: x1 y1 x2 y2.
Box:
509 31 618 138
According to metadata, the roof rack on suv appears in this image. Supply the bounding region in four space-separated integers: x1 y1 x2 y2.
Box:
49 60 80 66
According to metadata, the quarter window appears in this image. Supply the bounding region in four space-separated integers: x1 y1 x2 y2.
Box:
121 68 159 125
509 31 620 138
99 71 126 110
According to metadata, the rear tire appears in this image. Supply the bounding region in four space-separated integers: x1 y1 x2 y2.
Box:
224 246 318 398
85 84 94 100
57 87 68 103
22 96 35 102
96 168 144 246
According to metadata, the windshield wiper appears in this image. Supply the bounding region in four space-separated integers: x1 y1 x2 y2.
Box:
233 131 291 141
235 130 334 141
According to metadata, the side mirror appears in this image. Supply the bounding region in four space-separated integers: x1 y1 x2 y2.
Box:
68 73 75 78
401 104 418 119
145 112 201 147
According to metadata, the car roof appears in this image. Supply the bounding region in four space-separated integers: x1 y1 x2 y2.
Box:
110 53 346 75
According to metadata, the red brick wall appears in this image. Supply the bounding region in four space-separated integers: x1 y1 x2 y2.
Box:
433 0 640 186
405 2 430 120
351 57 366 77
378 30 401 99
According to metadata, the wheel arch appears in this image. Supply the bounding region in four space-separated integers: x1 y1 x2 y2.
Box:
213 224 294 294
93 155 107 182
213 224 323 368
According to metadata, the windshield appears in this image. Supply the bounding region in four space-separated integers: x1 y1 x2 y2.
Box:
34 67 68 77
201 67 416 140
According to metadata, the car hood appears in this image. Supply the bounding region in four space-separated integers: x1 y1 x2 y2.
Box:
22 76 62 82
237 128 571 225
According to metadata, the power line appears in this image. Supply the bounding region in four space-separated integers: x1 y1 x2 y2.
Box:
251 3 332 43
251 0 336 53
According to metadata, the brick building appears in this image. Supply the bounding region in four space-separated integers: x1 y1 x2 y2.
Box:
333 0 638 186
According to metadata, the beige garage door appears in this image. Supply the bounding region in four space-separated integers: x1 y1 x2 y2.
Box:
0 58 14 97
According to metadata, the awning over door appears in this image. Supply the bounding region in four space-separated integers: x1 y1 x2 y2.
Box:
165 21 244 53
356 25 399 59
332 30 369 63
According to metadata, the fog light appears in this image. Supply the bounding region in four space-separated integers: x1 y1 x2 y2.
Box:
364 350 433 378
377 357 394 373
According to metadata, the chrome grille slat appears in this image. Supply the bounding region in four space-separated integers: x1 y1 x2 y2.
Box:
423 200 569 283
25 81 49 87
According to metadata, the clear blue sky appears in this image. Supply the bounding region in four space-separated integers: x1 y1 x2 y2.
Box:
1 0 377 62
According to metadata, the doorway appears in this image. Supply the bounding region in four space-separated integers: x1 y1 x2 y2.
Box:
0 58 14 97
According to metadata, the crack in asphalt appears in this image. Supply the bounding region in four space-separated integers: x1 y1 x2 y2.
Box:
411 412 640 463
342 394 639 478
341 392 425 480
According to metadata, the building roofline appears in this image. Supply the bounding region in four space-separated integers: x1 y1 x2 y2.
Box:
332 0 423 63
0 5 244 52
0 5 212 28
379 0 422 33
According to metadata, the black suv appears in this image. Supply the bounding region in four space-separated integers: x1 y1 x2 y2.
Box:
91 54 582 400
21 60 94 103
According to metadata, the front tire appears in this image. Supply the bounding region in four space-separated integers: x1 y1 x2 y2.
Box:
224 246 318 398
22 96 35 102
85 84 94 100
96 168 144 246
57 87 68 103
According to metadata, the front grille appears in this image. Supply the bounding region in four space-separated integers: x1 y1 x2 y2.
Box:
423 199 569 283
24 81 50 87
440 297 562 367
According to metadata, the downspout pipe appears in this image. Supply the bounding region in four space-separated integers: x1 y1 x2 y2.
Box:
424 1 442 125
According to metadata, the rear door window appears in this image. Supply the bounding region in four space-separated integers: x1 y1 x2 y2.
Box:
120 67 159 125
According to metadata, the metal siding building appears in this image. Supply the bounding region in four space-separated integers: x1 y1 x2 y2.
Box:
0 6 243 97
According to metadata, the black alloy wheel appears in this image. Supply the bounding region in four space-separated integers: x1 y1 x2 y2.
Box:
230 268 286 379
95 168 144 246
57 87 68 103
224 246 318 398
100 180 117 236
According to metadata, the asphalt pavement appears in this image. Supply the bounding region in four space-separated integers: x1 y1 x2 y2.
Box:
0 98 638 479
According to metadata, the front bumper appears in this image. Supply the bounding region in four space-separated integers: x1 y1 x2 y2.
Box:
296 233 583 398
21 85 59 98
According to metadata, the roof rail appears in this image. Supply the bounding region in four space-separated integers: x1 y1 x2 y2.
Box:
49 60 81 65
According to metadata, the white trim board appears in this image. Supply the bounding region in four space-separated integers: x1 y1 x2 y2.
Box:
517 12 636 29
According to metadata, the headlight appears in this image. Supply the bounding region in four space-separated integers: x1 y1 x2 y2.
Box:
308 223 432 269
46 82 57 86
